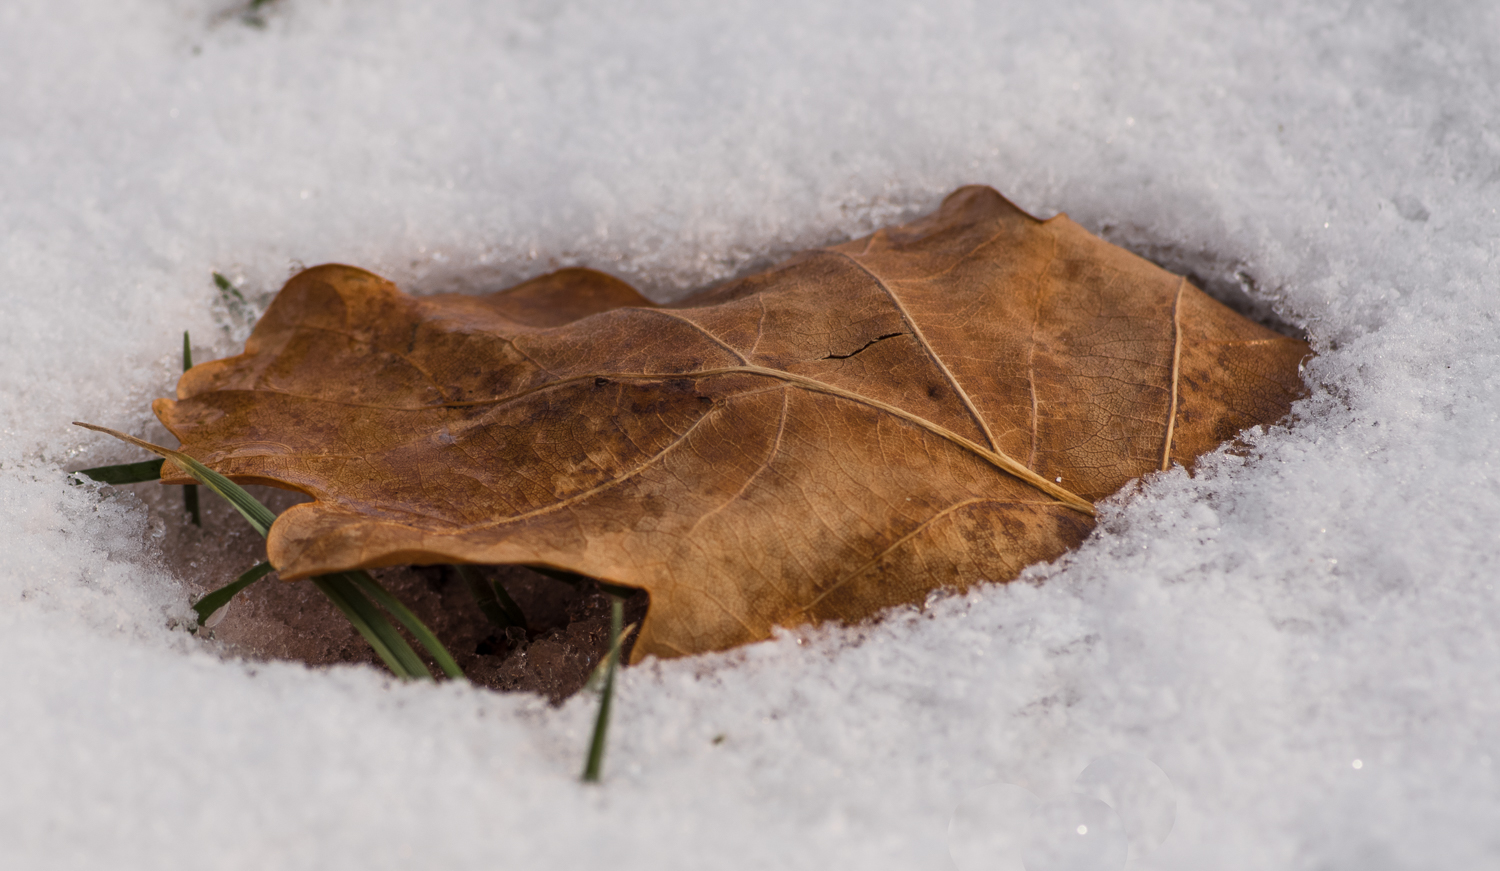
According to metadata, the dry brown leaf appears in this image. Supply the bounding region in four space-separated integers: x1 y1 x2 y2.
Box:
155 186 1308 661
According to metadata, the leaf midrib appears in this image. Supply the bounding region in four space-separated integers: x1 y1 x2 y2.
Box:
439 365 1094 514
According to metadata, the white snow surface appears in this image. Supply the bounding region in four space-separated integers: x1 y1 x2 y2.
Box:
3 1 1498 868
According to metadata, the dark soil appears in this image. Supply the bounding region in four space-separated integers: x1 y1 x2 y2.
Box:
97 474 650 702
207 562 649 702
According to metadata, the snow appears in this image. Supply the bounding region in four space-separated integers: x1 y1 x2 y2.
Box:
3 0 1498 867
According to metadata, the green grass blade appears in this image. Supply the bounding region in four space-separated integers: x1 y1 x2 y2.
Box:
180 332 201 525
168 451 274 537
455 564 526 631
313 575 432 680
490 581 527 627
596 581 640 599
193 561 274 627
212 271 247 304
582 596 624 783
184 484 201 526
527 565 590 586
583 618 638 694
73 424 276 537
74 458 165 485
74 423 465 683
346 571 464 679
527 565 637 600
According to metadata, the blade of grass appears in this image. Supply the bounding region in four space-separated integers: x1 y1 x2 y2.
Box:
313 574 432 680
596 581 640 599
183 484 201 526
346 570 464 679
583 620 638 693
74 458 164 485
182 331 201 525
213 271 247 304
527 565 591 586
73 423 275 536
527 564 639 600
193 561 274 627
582 595 624 783
455 564 527 631
75 422 462 682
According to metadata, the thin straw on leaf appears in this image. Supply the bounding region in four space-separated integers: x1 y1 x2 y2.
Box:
193 561 274 627
346 571 464 679
313 575 432 680
582 595 624 783
72 423 275 536
74 458 164 485
455 564 526 631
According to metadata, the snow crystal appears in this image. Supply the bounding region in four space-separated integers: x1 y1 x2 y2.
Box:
2 0 1497 867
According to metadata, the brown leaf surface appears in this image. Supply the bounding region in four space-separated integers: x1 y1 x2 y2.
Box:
155 186 1308 661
